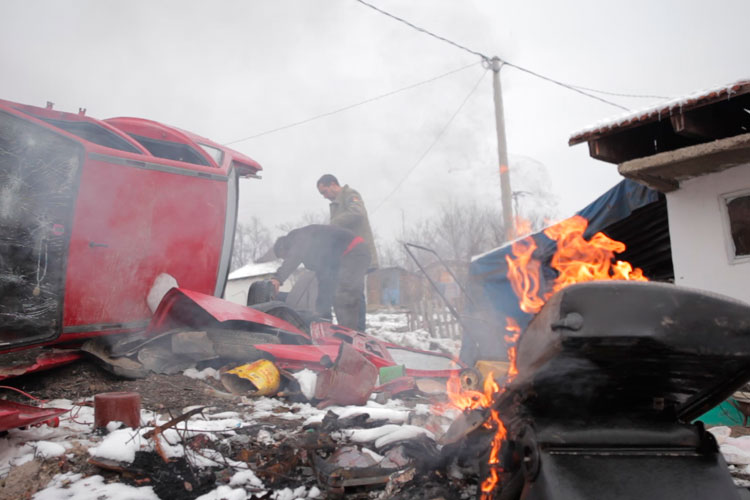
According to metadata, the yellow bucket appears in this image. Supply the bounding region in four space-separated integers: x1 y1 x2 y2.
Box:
221 359 280 396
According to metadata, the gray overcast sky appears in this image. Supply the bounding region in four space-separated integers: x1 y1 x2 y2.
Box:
3 0 749 247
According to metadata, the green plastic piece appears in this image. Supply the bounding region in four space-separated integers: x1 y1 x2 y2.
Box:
379 365 406 384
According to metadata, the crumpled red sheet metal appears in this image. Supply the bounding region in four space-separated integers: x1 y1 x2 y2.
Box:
147 288 466 377
0 349 83 382
315 343 379 407
148 288 310 339
0 400 68 432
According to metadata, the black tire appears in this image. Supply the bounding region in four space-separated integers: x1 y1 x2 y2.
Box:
206 329 280 361
247 280 276 306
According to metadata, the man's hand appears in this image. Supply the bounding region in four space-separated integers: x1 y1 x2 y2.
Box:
269 278 281 296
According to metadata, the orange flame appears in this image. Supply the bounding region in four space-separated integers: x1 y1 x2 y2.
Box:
504 318 520 379
544 215 647 296
509 215 648 314
480 409 506 497
506 237 545 314
445 369 499 412
449 214 647 498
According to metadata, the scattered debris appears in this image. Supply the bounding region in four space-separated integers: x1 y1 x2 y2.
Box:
314 343 378 408
221 360 281 397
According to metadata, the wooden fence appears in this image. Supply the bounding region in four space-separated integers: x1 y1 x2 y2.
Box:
407 299 462 339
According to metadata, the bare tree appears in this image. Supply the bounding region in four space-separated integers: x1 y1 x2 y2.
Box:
231 216 272 270
275 210 328 234
383 197 554 271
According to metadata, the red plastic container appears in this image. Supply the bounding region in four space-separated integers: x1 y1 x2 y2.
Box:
94 392 141 429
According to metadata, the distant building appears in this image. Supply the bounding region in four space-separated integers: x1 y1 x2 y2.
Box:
224 260 287 305
366 267 423 309
422 260 469 308
569 79 750 303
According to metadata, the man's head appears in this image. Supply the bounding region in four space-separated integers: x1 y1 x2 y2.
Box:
316 174 341 201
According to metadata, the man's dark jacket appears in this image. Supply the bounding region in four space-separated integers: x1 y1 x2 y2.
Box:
273 224 358 284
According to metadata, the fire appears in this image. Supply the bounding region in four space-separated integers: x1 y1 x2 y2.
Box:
445 368 499 412
505 237 544 314
544 215 647 296
504 318 520 379
444 214 647 498
480 409 506 496
509 215 648 314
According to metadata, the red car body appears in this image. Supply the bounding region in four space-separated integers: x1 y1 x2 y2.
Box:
0 99 261 354
0 99 461 431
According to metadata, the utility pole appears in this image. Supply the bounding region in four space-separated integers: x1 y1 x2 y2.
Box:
490 56 515 241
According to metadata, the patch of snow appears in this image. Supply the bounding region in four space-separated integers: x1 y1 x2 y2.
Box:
257 429 275 445
374 425 435 448
196 485 249 500
709 426 732 444
721 443 750 465
229 469 264 488
34 473 159 500
308 486 321 498
228 260 282 280
33 441 67 459
292 369 317 401
338 424 402 443
106 421 124 432
367 312 460 355
204 411 241 420
570 79 750 141
272 485 309 500
184 367 221 380
88 428 147 463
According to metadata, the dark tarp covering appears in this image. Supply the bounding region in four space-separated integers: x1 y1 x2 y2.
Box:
460 179 662 364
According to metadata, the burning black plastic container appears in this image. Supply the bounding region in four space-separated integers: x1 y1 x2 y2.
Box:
493 281 750 500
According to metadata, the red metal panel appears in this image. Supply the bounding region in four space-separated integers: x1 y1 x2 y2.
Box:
0 400 68 432
0 350 83 381
148 288 310 338
62 151 228 331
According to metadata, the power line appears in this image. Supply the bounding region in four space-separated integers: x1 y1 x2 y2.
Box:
354 0 666 111
501 62 630 111
373 68 488 214
354 0 490 61
567 84 669 100
223 61 480 145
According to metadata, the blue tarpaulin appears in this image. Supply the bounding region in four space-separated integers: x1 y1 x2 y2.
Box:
461 179 660 363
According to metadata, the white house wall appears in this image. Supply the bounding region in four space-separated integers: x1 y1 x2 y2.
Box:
666 163 750 303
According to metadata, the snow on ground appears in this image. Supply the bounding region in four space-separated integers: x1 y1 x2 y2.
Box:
6 311 749 498
711 426 750 465
366 310 461 355
0 310 459 500
1 391 442 500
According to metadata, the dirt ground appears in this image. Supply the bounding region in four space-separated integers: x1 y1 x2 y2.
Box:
3 357 236 415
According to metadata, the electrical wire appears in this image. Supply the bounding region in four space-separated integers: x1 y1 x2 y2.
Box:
354 0 667 110
372 68 488 214
567 84 669 100
0 385 47 404
354 0 490 61
223 61 480 145
502 62 630 111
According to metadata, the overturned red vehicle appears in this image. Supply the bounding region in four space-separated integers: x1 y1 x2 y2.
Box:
0 99 463 430
0 99 262 427
0 99 261 354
